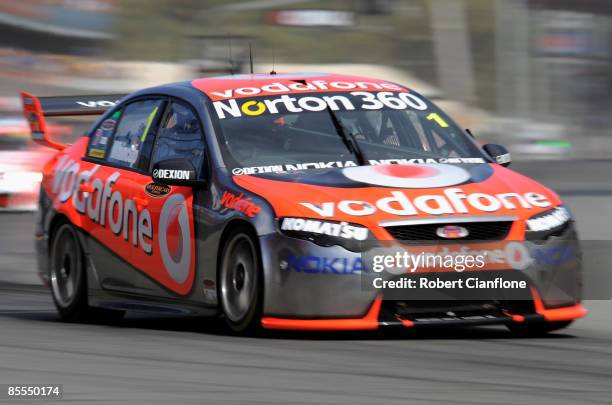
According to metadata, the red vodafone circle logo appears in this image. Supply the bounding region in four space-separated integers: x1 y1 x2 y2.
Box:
504 242 532 270
342 164 471 188
159 194 192 284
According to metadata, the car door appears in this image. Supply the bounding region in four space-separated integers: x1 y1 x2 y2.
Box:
84 98 166 294
127 100 205 296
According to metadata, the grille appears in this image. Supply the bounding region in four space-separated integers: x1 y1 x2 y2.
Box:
384 221 513 242
383 299 536 322
392 300 503 320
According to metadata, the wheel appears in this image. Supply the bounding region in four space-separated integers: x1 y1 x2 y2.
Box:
218 228 262 333
507 320 573 336
49 222 123 323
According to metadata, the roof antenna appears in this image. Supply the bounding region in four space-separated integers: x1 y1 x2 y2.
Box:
228 33 234 75
270 43 276 75
249 42 254 74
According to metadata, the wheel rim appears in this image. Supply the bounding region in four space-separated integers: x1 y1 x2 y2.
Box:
220 234 257 323
50 226 81 308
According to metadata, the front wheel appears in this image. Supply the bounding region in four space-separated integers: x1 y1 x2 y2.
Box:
219 228 262 333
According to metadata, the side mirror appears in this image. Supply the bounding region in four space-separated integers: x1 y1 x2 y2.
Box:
482 143 511 167
151 159 205 187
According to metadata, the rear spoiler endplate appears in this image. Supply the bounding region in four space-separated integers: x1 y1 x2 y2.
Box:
20 92 126 150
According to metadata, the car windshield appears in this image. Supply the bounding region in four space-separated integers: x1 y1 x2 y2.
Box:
209 91 488 174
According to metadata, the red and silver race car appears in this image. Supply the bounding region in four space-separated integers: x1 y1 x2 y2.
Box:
0 118 69 210
23 73 586 334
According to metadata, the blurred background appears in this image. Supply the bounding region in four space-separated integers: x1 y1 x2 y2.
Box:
0 0 610 228
1 4 612 402
2 0 612 155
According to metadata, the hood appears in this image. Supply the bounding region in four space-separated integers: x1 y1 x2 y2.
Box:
233 163 561 231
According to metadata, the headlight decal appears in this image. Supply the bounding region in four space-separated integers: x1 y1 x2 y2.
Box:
527 206 571 232
279 217 372 251
281 217 368 240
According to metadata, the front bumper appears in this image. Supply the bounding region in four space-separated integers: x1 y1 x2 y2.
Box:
259 223 585 330
0 175 41 211
261 294 587 331
0 191 38 211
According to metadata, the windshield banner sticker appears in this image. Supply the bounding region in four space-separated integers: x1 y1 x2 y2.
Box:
231 158 486 176
213 91 427 120
208 80 405 101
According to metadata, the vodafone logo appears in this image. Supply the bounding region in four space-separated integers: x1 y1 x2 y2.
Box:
52 158 193 286
504 242 532 270
209 80 404 100
342 164 470 188
300 188 552 218
76 99 119 108
158 194 192 283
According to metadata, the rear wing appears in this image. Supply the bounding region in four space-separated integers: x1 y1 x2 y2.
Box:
20 92 127 150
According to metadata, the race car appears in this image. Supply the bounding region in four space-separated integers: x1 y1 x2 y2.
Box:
22 73 586 334
0 117 69 210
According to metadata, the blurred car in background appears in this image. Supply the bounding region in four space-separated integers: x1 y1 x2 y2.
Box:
0 117 70 210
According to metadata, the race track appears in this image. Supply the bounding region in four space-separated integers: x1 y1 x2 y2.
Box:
1 160 611 404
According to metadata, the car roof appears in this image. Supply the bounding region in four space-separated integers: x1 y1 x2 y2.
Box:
189 72 411 101
128 72 417 115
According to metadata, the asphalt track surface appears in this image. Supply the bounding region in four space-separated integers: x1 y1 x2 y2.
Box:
1 161 611 405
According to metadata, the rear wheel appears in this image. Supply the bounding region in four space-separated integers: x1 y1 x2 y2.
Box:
507 320 573 336
49 222 123 323
219 228 262 333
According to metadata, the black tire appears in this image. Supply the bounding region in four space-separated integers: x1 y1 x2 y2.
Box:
49 222 124 323
218 227 262 334
507 320 573 336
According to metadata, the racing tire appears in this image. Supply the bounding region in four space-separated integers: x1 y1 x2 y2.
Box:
507 320 573 336
49 222 124 323
218 227 262 334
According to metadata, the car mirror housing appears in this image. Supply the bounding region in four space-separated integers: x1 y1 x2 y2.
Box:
151 159 205 187
482 143 512 167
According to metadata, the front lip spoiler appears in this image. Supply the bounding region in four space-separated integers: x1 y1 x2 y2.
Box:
260 294 588 331
530 287 588 322
261 298 382 331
